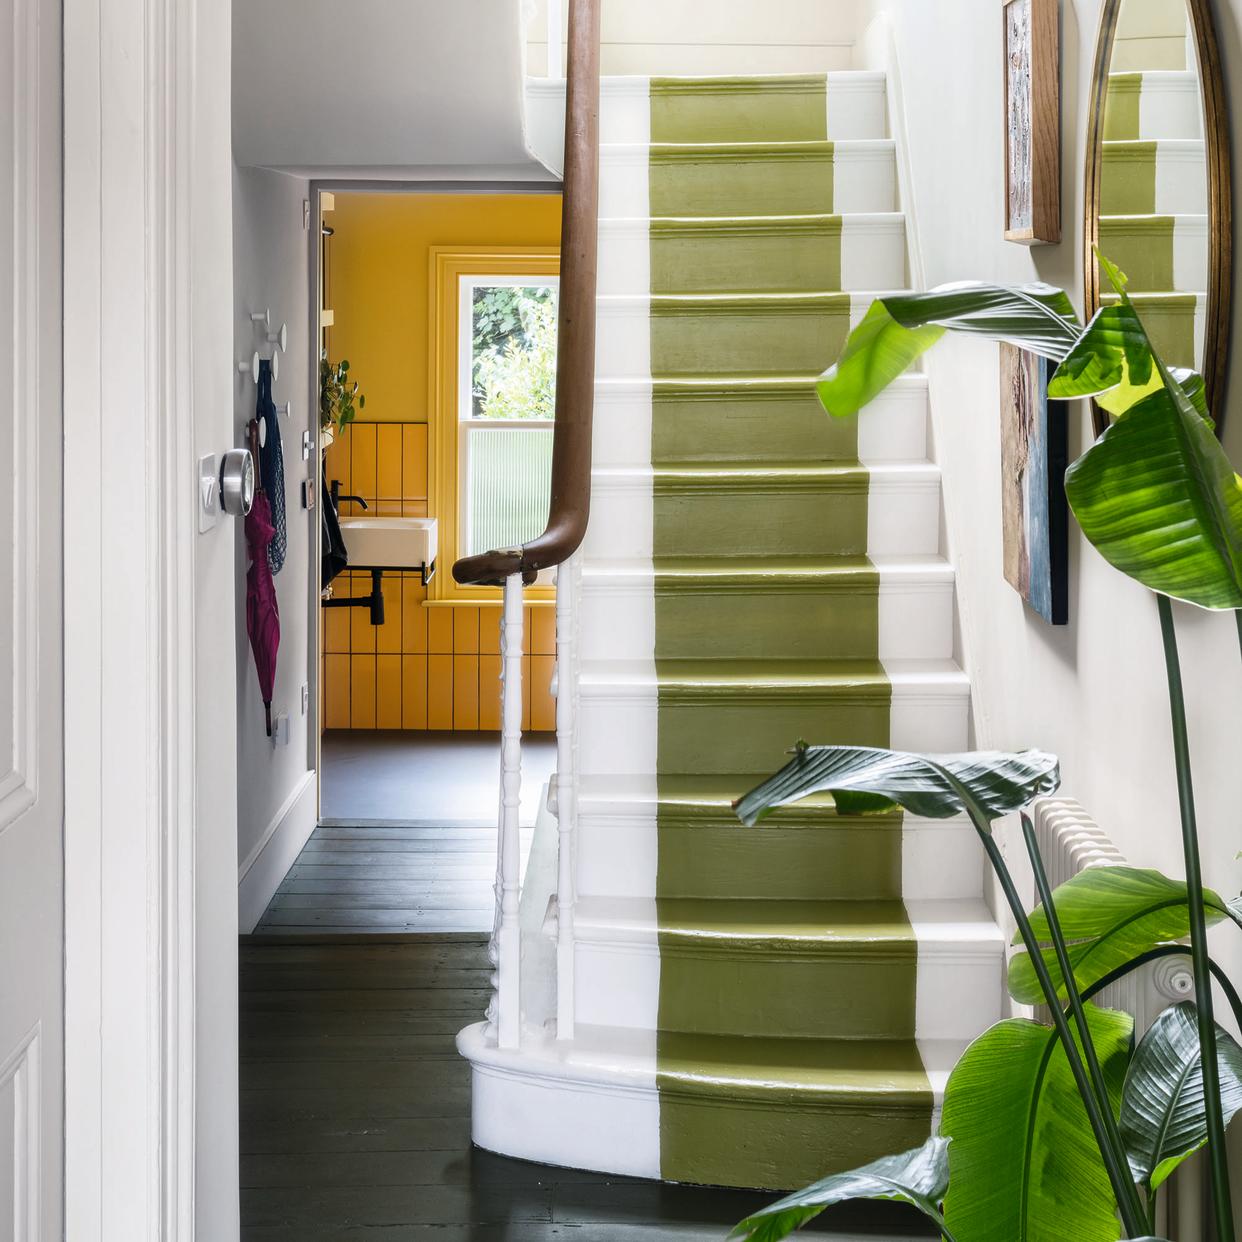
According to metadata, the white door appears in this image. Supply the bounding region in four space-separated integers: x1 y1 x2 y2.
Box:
0 0 63 1235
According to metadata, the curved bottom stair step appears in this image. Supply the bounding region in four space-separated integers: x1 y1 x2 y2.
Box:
460 1020 969 1191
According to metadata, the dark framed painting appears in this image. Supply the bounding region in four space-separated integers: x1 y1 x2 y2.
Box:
1003 0 1061 244
999 343 1068 624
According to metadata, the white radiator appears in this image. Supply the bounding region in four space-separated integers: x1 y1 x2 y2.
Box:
1029 797 1202 1240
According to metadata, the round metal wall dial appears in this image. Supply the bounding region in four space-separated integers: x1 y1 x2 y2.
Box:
219 448 255 516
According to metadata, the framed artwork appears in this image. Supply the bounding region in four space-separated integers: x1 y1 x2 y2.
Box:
1003 0 1061 244
999 344 1068 624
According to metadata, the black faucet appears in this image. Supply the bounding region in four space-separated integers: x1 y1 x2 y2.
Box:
329 479 369 511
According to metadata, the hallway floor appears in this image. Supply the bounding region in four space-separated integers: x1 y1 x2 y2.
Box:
239 934 936 1240
320 730 556 826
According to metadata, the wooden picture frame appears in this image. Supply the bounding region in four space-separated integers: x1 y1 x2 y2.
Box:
1003 0 1061 244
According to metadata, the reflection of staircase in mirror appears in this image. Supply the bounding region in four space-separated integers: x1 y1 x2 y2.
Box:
1099 0 1207 368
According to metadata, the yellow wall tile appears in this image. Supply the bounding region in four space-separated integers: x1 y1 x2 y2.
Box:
402 424 429 502
428 655 454 729
325 654 350 729
323 586 352 653
376 423 402 505
348 422 378 503
350 654 377 728
479 654 502 730
454 607 480 655
531 655 556 731
377 579 402 654
402 655 428 729
453 655 480 730
402 578 428 652
403 499 429 519
376 654 402 729
532 606 556 656
428 608 454 655
350 573 377 653
479 607 501 655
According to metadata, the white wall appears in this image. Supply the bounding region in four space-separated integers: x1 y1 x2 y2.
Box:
232 165 317 933
858 0 1242 1026
526 0 861 75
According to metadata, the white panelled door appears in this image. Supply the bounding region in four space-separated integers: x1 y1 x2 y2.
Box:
0 0 63 1235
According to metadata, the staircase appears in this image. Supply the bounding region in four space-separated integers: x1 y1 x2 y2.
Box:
459 69 1004 1192
1099 67 1206 366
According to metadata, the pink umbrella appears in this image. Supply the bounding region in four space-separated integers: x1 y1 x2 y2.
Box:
245 459 281 737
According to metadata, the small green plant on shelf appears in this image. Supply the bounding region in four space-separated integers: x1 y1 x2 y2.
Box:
729 255 1242 1242
320 352 365 436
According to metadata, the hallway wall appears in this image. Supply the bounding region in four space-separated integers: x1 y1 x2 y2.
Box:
859 0 1242 1043
233 164 317 930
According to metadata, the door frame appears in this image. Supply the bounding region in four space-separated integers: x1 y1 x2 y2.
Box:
62 0 235 1235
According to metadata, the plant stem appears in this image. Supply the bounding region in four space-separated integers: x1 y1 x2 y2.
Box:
936 769 1149 1238
1021 814 1136 1184
1157 593 1235 1242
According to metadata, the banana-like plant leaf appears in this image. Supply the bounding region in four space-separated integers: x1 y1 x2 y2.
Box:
734 745 1060 827
941 1006 1133 1242
817 283 1081 418
1228 896 1242 931
1048 302 1159 415
1009 866 1233 1005
1064 364 1242 609
729 1136 952 1242
1120 1002 1242 1192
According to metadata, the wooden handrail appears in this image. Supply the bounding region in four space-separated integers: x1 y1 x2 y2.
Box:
453 0 602 587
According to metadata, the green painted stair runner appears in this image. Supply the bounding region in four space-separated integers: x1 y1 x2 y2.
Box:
647 75 931 1189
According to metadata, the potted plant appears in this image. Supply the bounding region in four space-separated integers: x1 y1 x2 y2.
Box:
729 256 1242 1242
319 352 365 438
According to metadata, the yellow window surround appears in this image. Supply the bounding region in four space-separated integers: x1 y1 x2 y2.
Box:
428 245 560 604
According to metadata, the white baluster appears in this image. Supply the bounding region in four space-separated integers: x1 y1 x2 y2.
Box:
492 573 525 1050
554 554 577 1040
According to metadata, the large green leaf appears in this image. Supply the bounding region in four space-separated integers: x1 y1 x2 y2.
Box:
1048 302 1159 415
1064 368 1242 609
728 1137 952 1242
1120 1002 1242 1192
817 283 1081 417
734 745 1060 827
941 1006 1133 1242
1009 866 1233 1005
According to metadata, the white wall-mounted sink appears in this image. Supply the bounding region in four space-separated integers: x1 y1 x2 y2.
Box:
340 516 437 571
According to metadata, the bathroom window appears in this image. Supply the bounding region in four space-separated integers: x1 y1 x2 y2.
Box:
458 276 558 560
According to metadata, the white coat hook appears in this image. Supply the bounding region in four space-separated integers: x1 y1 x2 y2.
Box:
275 401 292 420
249 308 271 331
266 322 288 353
237 350 261 383
269 350 280 383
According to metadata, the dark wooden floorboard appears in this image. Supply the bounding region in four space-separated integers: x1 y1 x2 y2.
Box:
239 933 934 1241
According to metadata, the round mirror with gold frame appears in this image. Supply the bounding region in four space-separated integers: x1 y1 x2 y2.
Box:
1084 0 1232 435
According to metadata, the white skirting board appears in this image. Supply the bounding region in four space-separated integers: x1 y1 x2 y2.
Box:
237 772 317 933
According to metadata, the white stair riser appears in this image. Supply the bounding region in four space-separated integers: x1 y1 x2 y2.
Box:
590 377 928 470
1154 144 1207 214
576 681 970 776
585 469 942 559
577 572 954 662
597 216 907 296
1136 74 1203 140
600 142 898 217
574 812 983 902
573 934 1001 1041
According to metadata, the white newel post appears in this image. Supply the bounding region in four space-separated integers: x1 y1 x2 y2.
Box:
489 573 525 1050
554 554 578 1040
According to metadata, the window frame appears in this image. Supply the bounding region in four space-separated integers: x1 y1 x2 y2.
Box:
429 246 560 604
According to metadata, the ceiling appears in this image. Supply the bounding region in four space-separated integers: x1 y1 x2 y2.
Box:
233 0 552 180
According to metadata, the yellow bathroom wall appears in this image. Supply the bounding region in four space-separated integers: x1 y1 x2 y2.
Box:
324 192 563 424
321 191 562 732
